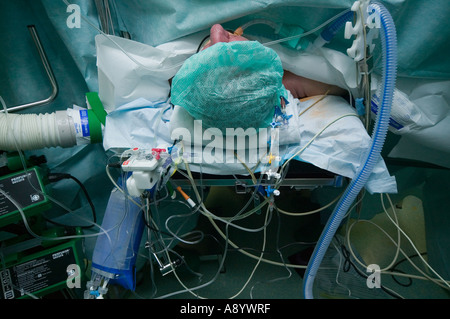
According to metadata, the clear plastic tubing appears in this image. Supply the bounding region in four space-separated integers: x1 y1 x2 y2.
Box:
240 19 279 32
302 1 397 299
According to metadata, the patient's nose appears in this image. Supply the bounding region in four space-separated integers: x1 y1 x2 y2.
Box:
209 24 230 45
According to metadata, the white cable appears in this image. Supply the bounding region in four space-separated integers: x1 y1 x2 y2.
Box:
249 208 294 299
151 109 362 299
345 207 450 290
382 193 450 289
278 113 359 181
229 206 270 299
0 186 109 242
276 192 342 217
379 194 402 271
170 112 361 271
180 158 316 270
344 195 401 273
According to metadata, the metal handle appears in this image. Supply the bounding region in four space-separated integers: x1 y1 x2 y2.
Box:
1 25 58 113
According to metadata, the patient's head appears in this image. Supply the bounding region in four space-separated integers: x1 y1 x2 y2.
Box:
171 24 286 132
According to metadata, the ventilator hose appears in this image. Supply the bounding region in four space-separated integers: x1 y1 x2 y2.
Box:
0 111 76 151
302 1 397 299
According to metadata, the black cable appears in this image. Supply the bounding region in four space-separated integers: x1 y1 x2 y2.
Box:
142 209 173 238
389 252 428 287
390 269 412 288
340 244 403 299
46 172 97 229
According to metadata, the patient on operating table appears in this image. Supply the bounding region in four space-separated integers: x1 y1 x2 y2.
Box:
101 23 397 194
170 24 347 131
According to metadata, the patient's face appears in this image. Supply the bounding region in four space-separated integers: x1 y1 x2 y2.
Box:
201 24 248 50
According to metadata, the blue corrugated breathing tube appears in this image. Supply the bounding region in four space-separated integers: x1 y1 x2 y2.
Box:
303 1 397 299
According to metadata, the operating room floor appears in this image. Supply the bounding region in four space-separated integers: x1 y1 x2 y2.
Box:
103 180 450 300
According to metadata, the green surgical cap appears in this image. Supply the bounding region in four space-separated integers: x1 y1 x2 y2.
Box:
171 41 286 132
